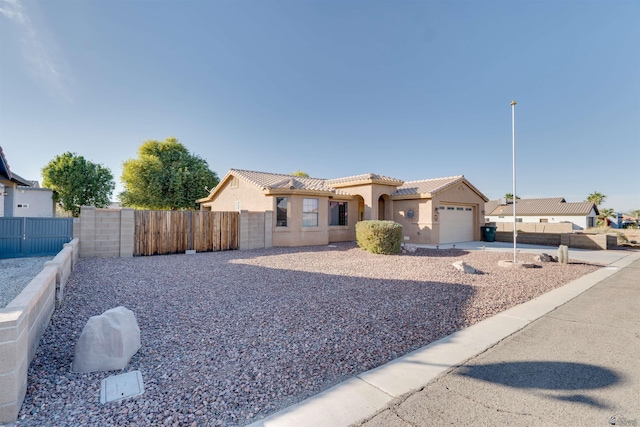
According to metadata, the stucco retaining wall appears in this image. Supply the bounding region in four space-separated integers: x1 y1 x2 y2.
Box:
0 239 78 423
0 267 56 423
43 238 79 308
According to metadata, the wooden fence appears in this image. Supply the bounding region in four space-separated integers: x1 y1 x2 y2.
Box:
134 210 238 256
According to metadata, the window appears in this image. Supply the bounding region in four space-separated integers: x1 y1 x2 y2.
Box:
539 219 548 223
17 204 28 208
276 197 287 227
465 208 472 211
329 201 348 226
588 217 595 228
456 207 464 211
516 218 523 223
302 198 318 227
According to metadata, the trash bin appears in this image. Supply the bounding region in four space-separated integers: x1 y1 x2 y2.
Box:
481 225 497 242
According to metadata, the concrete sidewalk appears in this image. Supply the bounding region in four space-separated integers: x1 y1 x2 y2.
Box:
249 246 640 427
356 255 640 427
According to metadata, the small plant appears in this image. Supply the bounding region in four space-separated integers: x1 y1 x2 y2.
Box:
616 232 628 245
356 220 403 255
557 245 569 264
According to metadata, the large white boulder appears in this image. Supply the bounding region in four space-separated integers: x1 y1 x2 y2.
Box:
72 306 141 373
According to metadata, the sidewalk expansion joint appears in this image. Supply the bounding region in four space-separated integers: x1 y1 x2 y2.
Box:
355 376 395 398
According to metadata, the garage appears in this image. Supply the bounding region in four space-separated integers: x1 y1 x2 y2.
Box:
439 205 474 244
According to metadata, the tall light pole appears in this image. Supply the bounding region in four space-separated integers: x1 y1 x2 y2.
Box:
511 100 517 264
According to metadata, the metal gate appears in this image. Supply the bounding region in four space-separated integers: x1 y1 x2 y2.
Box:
0 217 73 259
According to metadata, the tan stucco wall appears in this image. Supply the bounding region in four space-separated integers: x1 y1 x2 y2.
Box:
393 199 435 244
273 195 332 246
328 198 359 242
335 183 396 221
201 178 271 212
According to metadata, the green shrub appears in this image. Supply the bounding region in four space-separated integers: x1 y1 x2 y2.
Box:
356 220 403 254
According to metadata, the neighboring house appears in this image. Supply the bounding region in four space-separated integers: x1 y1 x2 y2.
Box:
0 146 55 218
197 169 488 247
484 197 598 230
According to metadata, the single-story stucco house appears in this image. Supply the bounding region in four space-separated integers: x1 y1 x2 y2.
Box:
0 146 55 218
484 197 599 230
197 169 489 247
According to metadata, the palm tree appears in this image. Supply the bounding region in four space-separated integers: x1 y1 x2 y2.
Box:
586 191 606 206
504 193 520 202
598 208 615 227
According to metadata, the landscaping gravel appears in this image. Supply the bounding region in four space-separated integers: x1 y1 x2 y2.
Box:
13 243 600 426
0 257 53 308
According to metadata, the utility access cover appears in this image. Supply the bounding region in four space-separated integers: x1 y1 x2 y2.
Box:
100 370 145 404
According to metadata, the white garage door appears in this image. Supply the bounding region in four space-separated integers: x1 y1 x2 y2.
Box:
439 205 474 244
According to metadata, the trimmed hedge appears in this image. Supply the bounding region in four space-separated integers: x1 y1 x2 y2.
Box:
356 220 403 255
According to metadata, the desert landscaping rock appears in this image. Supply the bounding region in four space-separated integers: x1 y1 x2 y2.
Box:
14 243 600 426
533 253 557 263
72 306 141 373
451 260 480 274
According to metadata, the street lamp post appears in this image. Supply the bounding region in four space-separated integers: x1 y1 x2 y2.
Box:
511 100 517 264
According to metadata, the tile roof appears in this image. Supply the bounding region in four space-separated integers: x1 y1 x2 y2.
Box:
229 169 334 192
487 198 597 216
325 173 404 187
199 169 488 202
391 175 464 197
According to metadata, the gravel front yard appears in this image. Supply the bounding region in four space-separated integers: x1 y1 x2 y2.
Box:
15 243 600 426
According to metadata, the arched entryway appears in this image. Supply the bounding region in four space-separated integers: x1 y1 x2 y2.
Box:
378 195 391 220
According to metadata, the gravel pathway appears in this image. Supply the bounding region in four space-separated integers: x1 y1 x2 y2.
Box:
13 243 600 426
0 257 53 308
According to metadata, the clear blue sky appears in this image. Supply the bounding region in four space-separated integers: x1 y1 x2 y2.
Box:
1 0 639 212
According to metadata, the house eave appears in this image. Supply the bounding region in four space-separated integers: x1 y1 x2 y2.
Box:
391 193 433 201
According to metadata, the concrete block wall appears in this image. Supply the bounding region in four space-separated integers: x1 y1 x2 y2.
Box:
493 222 574 233
0 266 57 423
77 206 134 258
43 238 79 308
495 231 615 250
239 211 273 250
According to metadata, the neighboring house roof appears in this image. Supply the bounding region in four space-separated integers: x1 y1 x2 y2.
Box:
391 175 488 201
0 146 32 186
487 197 598 216
199 169 488 203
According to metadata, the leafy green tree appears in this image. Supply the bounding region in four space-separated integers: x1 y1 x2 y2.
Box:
504 193 520 201
119 137 219 210
291 170 310 177
586 191 606 206
42 152 115 217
